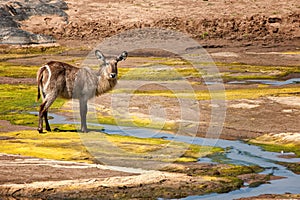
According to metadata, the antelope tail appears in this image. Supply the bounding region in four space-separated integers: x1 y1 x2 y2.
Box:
36 66 46 101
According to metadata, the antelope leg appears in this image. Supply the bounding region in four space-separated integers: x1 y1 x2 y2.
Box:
38 101 46 133
80 98 88 133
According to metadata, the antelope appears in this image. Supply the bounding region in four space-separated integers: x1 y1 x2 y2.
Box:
36 50 128 133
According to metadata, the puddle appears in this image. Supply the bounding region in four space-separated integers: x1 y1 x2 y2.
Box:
228 78 300 86
30 112 300 199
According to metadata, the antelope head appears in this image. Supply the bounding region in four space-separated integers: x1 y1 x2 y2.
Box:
95 50 128 80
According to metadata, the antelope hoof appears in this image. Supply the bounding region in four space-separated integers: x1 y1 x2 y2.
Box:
38 128 44 134
81 128 88 133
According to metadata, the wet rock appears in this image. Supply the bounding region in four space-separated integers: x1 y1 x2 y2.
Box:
0 0 68 45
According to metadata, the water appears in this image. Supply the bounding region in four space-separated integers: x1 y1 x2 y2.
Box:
32 112 300 199
97 125 300 198
228 78 300 86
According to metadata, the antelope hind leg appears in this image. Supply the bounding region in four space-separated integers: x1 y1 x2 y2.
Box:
38 93 57 133
80 99 88 133
38 101 46 133
44 110 51 132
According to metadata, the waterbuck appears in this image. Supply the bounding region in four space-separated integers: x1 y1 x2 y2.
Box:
36 50 128 133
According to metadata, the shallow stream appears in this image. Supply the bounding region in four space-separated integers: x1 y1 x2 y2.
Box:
98 125 300 200
40 112 300 199
228 78 300 86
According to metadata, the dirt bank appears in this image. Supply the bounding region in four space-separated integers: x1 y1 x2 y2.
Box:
0 153 133 185
0 154 252 199
19 0 300 48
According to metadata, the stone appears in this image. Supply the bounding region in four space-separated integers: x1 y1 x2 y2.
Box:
0 27 55 44
268 15 282 23
0 0 68 45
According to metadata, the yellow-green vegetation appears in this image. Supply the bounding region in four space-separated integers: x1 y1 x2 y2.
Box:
163 163 263 177
113 86 300 100
0 84 66 126
119 67 182 81
249 142 300 157
0 62 39 78
117 56 203 81
96 113 178 131
119 66 202 81
101 133 223 162
148 57 190 66
118 59 299 82
223 87 300 100
277 162 300 174
0 84 39 112
106 86 300 131
162 163 263 191
217 62 300 80
248 134 300 157
80 132 223 163
223 73 276 81
0 130 93 163
0 53 38 61
158 59 190 66
3 113 38 127
217 164 263 176
0 130 223 164
0 46 67 60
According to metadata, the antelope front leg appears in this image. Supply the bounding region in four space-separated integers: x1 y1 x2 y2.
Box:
80 98 88 133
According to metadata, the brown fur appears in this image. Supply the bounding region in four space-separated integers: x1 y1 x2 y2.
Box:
37 50 127 133
36 66 46 101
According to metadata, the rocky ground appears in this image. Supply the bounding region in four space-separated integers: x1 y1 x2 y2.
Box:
0 0 67 44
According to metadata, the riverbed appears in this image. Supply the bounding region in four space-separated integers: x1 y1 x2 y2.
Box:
42 112 300 199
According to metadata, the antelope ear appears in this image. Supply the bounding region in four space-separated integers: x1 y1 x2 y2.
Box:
116 51 128 62
95 50 106 62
